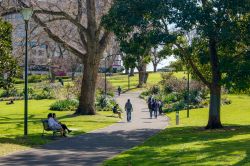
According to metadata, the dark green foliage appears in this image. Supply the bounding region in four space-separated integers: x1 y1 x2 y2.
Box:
50 99 79 111
33 87 54 100
149 85 160 95
0 88 18 98
96 95 116 111
0 19 19 92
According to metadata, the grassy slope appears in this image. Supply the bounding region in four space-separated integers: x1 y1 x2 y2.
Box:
108 72 185 90
104 94 250 166
0 100 118 156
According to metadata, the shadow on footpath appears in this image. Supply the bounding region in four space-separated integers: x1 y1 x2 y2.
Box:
0 128 162 166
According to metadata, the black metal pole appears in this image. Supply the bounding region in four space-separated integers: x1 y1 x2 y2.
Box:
187 71 190 118
24 20 28 136
104 57 107 97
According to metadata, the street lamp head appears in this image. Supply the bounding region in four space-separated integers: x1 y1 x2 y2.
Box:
21 8 33 21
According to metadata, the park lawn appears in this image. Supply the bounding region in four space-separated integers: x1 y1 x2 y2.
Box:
103 94 250 166
0 99 118 157
108 72 185 90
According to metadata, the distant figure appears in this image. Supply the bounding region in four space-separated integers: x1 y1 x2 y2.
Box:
147 96 152 110
6 99 14 105
58 78 64 86
118 86 122 96
147 96 153 118
112 104 122 118
125 99 133 122
52 113 72 133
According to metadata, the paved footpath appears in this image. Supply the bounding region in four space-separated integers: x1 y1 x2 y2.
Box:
0 91 169 166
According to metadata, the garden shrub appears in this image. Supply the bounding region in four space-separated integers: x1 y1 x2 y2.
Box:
0 88 18 98
56 76 70 80
149 85 160 95
96 95 116 111
28 75 43 83
50 99 79 111
14 78 24 84
34 87 54 100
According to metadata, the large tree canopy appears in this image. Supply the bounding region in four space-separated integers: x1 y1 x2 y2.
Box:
103 0 250 129
2 0 113 115
0 18 19 92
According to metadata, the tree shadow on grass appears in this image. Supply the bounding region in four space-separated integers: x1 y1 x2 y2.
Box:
103 125 250 166
1 125 250 166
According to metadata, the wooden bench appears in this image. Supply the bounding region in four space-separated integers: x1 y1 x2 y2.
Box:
41 119 61 137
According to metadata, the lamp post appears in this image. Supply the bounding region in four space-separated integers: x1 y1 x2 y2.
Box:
21 7 33 136
187 70 190 118
104 56 108 97
128 73 130 90
104 53 122 97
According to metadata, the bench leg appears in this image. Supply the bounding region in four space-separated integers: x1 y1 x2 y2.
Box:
41 129 45 137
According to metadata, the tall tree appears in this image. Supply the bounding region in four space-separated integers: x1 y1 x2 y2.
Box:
152 43 173 72
172 0 250 129
103 0 250 129
0 18 19 93
4 0 113 115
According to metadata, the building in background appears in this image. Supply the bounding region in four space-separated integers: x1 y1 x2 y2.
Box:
1 0 123 76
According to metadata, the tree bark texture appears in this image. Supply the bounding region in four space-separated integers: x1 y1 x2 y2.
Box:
76 58 100 115
206 38 223 129
153 63 157 72
137 63 147 88
130 68 135 76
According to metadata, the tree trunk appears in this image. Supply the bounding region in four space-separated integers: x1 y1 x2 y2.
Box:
71 71 75 80
50 68 56 83
205 38 223 129
75 58 99 115
206 85 222 129
125 68 129 74
153 63 157 72
137 63 147 88
130 68 134 76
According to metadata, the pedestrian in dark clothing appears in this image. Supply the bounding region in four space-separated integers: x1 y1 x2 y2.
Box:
125 99 133 122
147 96 152 112
153 100 158 118
118 86 122 96
112 104 122 118
150 99 156 118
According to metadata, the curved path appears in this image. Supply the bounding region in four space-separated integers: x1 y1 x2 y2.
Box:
0 91 169 166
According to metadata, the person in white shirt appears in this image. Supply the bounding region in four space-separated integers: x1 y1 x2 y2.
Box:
47 113 66 137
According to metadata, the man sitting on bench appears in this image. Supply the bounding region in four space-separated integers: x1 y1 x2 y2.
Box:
47 113 66 137
112 104 122 119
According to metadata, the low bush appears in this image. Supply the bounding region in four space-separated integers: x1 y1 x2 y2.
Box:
28 75 46 83
56 76 70 80
96 95 116 111
33 87 54 100
149 85 160 95
0 88 19 98
50 99 79 111
14 78 24 84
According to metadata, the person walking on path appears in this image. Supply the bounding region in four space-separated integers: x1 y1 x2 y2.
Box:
125 99 133 122
148 96 153 118
150 99 158 119
118 86 122 96
158 100 163 115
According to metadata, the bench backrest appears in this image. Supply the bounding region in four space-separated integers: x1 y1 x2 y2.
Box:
41 119 51 131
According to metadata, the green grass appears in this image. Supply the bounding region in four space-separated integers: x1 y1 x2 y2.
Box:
103 94 250 166
108 72 185 90
0 99 118 156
